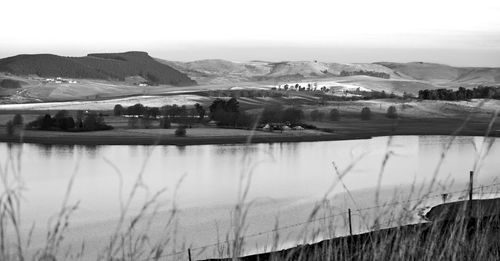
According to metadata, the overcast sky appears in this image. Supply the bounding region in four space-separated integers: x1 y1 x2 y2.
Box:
1 0 500 66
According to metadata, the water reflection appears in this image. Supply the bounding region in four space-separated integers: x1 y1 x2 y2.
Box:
2 135 499 233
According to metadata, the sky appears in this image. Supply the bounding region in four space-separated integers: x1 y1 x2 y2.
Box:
1 0 500 66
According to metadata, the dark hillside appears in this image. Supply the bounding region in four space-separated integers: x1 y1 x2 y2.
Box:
0 52 197 86
0 54 108 79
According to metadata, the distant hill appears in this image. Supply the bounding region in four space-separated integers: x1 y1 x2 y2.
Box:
0 52 196 86
155 59 405 84
375 62 500 85
156 58 272 84
156 59 500 87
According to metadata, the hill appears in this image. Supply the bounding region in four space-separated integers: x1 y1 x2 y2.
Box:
156 59 406 84
375 62 500 86
0 52 196 86
156 59 272 84
155 59 500 95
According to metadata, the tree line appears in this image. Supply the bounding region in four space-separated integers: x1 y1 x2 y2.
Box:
340 70 390 79
418 86 500 101
22 110 112 132
114 103 206 121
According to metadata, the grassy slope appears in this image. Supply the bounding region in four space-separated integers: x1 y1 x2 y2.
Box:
202 216 500 261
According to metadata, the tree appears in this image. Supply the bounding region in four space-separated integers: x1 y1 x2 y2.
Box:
54 110 68 120
329 109 340 121
83 113 98 130
60 117 75 130
194 103 206 120
386 105 398 119
41 114 53 130
209 99 225 118
75 111 84 129
209 98 241 126
144 107 160 119
175 125 186 137
361 107 371 120
113 104 124 116
126 103 145 116
54 110 71 129
225 98 240 113
76 110 84 121
12 114 23 126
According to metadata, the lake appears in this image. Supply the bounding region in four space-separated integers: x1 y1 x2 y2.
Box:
2 135 499 260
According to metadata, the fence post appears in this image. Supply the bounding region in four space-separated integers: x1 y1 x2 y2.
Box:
469 171 473 201
348 208 353 236
469 171 474 219
188 248 192 261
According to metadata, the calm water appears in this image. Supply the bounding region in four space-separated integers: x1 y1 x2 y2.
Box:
2 136 500 259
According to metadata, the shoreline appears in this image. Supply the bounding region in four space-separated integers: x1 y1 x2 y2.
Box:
0 128 497 146
0 131 370 146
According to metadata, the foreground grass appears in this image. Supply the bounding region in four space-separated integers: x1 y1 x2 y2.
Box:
205 216 500 261
1 100 499 261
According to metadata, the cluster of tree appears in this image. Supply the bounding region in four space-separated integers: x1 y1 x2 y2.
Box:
345 89 399 99
26 110 112 131
316 94 366 104
329 109 340 121
308 109 342 121
278 83 319 92
418 86 500 101
209 98 253 127
114 104 160 118
208 89 285 99
340 70 390 79
160 104 188 119
386 106 398 119
361 107 372 120
358 105 398 120
115 103 206 122
260 105 304 124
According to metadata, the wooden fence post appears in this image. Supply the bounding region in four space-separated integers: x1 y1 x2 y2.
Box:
469 171 474 201
348 208 353 236
469 171 474 219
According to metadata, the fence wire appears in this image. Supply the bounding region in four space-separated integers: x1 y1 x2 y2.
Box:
143 182 500 260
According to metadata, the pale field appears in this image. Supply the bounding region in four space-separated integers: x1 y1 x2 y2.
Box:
305 99 500 118
0 94 208 111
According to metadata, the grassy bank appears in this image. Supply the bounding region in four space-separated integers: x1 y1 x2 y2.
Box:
0 116 499 146
203 216 500 261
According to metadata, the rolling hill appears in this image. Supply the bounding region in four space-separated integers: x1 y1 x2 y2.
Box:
156 59 408 84
0 52 196 86
157 59 500 94
375 62 500 85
